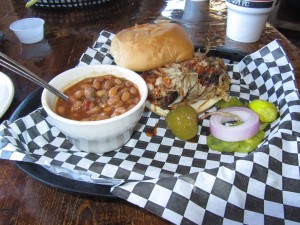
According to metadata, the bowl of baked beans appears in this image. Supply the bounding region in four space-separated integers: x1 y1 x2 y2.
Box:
41 65 148 154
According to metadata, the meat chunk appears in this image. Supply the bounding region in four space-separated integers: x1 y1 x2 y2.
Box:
141 52 230 111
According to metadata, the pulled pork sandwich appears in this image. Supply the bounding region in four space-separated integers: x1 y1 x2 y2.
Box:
141 50 231 117
111 22 230 117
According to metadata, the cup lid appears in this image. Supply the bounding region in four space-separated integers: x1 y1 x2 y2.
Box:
226 0 276 8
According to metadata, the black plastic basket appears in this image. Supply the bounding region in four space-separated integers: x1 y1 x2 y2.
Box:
26 0 112 9
27 0 140 24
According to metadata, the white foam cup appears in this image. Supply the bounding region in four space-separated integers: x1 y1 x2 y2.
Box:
10 18 45 44
226 0 278 43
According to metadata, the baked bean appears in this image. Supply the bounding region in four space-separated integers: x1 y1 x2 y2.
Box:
90 114 101 121
114 107 126 114
97 77 105 82
133 97 140 104
74 90 84 99
121 91 130 102
126 98 133 105
114 78 122 85
72 101 83 110
98 112 109 120
99 102 107 108
116 83 125 90
128 104 135 110
84 87 96 102
80 83 91 89
55 74 141 121
111 112 120 118
108 87 118 97
69 95 77 103
120 87 129 94
108 95 120 106
114 101 123 108
130 86 138 95
93 79 101 90
125 81 133 87
85 78 94 83
103 106 113 112
87 106 101 114
104 80 112 90
96 90 108 97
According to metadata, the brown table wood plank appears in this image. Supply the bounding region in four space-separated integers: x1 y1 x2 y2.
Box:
0 0 299 224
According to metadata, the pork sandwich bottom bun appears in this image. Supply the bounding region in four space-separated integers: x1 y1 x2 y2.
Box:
110 22 231 117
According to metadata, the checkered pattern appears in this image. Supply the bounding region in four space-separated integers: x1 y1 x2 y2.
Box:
78 30 115 66
0 31 299 224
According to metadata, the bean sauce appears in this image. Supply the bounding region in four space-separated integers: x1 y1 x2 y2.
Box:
55 75 140 121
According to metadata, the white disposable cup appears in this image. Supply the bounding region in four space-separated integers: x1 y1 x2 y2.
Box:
226 0 277 43
10 18 45 44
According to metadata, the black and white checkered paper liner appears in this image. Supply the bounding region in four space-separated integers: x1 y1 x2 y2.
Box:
1 31 299 224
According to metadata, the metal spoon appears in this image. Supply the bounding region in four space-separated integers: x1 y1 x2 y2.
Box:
0 51 69 101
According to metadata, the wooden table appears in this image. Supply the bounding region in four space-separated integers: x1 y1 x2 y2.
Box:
0 0 299 224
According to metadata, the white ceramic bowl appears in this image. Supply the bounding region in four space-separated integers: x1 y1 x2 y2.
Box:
10 18 44 44
41 65 148 154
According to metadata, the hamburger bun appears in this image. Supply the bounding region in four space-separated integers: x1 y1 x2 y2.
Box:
110 22 194 72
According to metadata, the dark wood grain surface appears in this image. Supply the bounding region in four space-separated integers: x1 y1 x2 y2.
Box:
0 0 299 224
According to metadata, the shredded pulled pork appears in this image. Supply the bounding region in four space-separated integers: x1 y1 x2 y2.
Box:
141 51 231 110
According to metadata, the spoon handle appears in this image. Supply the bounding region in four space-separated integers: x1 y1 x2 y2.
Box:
0 51 69 101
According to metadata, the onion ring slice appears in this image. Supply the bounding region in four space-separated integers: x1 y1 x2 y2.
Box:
209 106 260 142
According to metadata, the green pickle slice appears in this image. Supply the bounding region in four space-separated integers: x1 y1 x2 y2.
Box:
214 96 245 108
249 99 278 123
165 105 198 140
207 122 265 153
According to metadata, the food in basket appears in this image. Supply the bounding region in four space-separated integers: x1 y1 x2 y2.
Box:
208 106 260 142
55 75 140 121
42 65 148 153
204 98 278 153
165 105 199 140
141 52 230 117
249 99 278 123
111 22 230 117
203 106 263 153
110 22 194 72
207 127 265 153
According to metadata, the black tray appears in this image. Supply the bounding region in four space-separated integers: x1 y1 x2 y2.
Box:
9 48 247 198
10 88 114 198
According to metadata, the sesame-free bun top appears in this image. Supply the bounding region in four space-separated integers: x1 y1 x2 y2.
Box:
110 22 194 72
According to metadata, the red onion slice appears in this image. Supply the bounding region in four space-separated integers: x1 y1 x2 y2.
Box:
209 106 260 142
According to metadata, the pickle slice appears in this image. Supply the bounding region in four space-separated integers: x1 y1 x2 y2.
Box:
249 99 278 123
165 105 198 140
